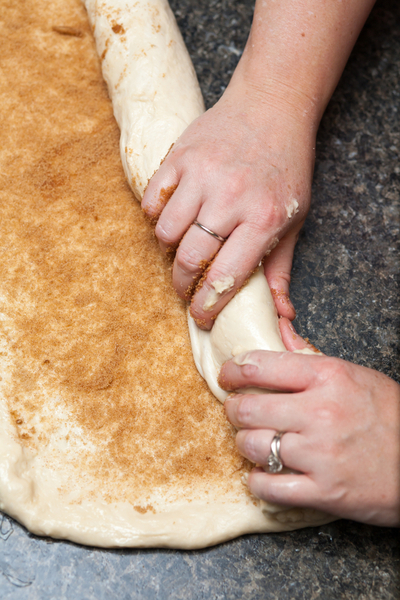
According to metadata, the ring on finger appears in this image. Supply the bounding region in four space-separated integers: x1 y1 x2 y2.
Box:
192 220 228 244
265 431 286 473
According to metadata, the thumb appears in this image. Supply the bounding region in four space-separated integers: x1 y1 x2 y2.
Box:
264 222 303 319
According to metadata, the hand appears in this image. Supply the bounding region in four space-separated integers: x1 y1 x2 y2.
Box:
221 320 400 527
141 0 375 331
142 83 315 329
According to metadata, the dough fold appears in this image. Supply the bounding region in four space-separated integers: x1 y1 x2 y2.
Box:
188 267 286 403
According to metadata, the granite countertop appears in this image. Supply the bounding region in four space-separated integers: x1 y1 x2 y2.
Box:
1 0 399 598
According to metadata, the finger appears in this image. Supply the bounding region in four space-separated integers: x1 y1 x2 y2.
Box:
264 222 303 320
171 210 236 299
189 222 276 329
218 349 322 392
236 429 308 473
279 317 308 351
141 156 180 221
248 468 322 509
224 392 308 431
279 318 321 354
171 226 222 298
154 176 204 255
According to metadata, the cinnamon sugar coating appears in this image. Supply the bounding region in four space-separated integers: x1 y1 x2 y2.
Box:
0 0 250 505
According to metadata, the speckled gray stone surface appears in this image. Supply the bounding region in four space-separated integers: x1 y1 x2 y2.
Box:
1 0 399 598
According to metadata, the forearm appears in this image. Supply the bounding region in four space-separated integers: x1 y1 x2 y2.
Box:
229 0 376 130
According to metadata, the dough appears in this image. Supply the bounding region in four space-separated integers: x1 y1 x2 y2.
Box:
189 267 287 403
189 267 322 403
0 0 333 549
83 0 205 200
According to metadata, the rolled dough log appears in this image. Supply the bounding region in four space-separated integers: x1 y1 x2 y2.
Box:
188 267 287 403
83 0 205 200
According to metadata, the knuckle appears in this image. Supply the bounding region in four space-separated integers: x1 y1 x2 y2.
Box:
254 201 282 227
224 171 247 197
314 401 344 428
253 211 273 232
155 221 175 245
241 363 259 381
201 155 219 176
208 263 236 286
315 357 349 385
175 245 204 273
275 272 291 287
235 397 254 426
242 432 258 461
264 486 281 505
243 216 278 244
316 439 341 463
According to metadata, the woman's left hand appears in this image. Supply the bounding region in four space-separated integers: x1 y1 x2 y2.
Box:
221 318 400 526
141 82 315 330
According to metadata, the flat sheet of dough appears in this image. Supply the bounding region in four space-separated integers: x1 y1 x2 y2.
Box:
0 0 333 549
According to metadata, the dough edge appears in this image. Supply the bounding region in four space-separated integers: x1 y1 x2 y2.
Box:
0 407 334 549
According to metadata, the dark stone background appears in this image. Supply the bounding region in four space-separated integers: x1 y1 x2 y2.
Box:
1 0 399 598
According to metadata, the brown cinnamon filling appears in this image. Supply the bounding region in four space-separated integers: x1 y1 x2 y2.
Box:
0 0 250 505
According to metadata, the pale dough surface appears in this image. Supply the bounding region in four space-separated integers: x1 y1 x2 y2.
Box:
0 0 333 549
83 0 205 200
189 268 287 403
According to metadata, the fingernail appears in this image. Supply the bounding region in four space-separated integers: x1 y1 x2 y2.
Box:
288 320 298 335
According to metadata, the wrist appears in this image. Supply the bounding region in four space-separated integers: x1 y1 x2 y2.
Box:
230 68 321 135
223 68 319 149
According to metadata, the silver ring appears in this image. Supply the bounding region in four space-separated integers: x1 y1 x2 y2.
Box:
193 220 227 243
266 431 285 473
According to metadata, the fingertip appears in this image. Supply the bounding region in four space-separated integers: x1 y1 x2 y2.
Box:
248 466 264 487
279 318 322 354
279 317 306 351
189 292 215 330
247 468 268 500
270 286 296 319
141 156 180 217
223 393 236 422
224 392 236 406
217 364 232 391
142 183 178 221
263 229 299 319
264 264 295 319
188 308 213 331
